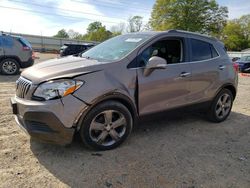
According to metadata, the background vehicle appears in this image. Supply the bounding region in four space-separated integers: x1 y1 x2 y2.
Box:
236 56 250 72
11 30 238 150
0 32 34 75
60 43 95 57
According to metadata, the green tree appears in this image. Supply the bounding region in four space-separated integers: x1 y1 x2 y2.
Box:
222 15 250 51
87 21 103 33
127 16 143 32
83 22 113 42
110 22 125 36
239 14 250 44
53 29 69 38
149 0 228 36
67 29 82 39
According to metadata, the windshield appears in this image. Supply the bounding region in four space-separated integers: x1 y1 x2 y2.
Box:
81 34 153 61
239 56 250 61
61 45 68 50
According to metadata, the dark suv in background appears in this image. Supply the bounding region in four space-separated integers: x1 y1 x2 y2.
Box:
0 33 34 75
236 56 250 72
60 43 95 57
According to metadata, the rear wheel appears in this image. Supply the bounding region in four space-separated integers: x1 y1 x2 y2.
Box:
0 58 20 75
80 101 133 150
207 89 233 122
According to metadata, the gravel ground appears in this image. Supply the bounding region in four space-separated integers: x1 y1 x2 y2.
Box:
0 55 250 188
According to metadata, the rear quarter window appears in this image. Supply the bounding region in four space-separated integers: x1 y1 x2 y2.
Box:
18 37 32 48
191 39 218 61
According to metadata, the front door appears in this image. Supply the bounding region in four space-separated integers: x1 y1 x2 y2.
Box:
137 38 192 115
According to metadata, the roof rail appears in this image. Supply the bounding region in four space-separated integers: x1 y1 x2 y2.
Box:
168 29 178 33
167 29 218 41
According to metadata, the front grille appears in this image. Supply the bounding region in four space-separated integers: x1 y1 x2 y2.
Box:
16 77 32 98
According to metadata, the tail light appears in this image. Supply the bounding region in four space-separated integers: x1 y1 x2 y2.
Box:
22 46 30 51
233 62 239 72
32 51 35 59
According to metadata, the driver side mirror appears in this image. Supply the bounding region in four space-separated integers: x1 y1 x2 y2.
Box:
143 56 167 76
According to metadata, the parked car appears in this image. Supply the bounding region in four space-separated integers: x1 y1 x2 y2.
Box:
60 43 95 57
11 30 238 150
0 33 34 75
236 56 250 73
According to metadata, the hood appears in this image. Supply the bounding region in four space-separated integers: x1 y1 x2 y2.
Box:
21 56 107 84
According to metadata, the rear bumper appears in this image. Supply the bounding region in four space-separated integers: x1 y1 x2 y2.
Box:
10 97 76 145
20 57 34 68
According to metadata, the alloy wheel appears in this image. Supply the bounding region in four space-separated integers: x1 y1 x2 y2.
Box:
2 61 17 74
89 110 127 146
215 93 232 119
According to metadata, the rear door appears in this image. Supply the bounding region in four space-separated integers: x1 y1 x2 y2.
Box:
2 35 17 56
137 37 192 115
187 38 222 103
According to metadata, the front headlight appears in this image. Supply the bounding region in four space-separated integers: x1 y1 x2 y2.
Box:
33 79 84 100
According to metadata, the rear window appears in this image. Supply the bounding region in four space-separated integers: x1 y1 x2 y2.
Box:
191 39 219 61
18 37 32 48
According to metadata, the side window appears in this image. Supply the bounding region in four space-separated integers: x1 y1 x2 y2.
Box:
138 39 183 67
191 39 219 61
2 36 13 48
191 39 211 61
211 45 219 58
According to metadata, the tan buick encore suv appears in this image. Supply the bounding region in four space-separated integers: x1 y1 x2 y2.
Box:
11 30 238 150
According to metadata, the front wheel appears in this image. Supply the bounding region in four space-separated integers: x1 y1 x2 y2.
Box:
207 89 233 123
80 101 133 150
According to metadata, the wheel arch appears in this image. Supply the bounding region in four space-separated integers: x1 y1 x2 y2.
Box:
216 83 237 100
0 56 21 64
76 92 138 131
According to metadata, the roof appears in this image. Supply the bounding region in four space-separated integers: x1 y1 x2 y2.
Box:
130 30 218 42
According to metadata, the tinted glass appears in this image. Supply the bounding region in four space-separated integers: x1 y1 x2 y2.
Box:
211 45 219 58
2 36 13 47
18 37 32 48
191 39 212 61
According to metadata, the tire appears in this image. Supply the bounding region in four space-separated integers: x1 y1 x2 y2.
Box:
79 101 133 150
0 58 20 75
207 89 233 123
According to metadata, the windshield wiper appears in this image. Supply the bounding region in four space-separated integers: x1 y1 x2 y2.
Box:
82 56 93 59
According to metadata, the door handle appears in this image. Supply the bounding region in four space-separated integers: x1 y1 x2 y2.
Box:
219 65 226 70
179 72 191 77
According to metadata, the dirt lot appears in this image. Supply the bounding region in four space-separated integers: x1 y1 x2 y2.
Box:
0 55 250 188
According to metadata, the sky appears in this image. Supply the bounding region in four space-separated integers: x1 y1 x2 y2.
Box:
0 0 249 36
